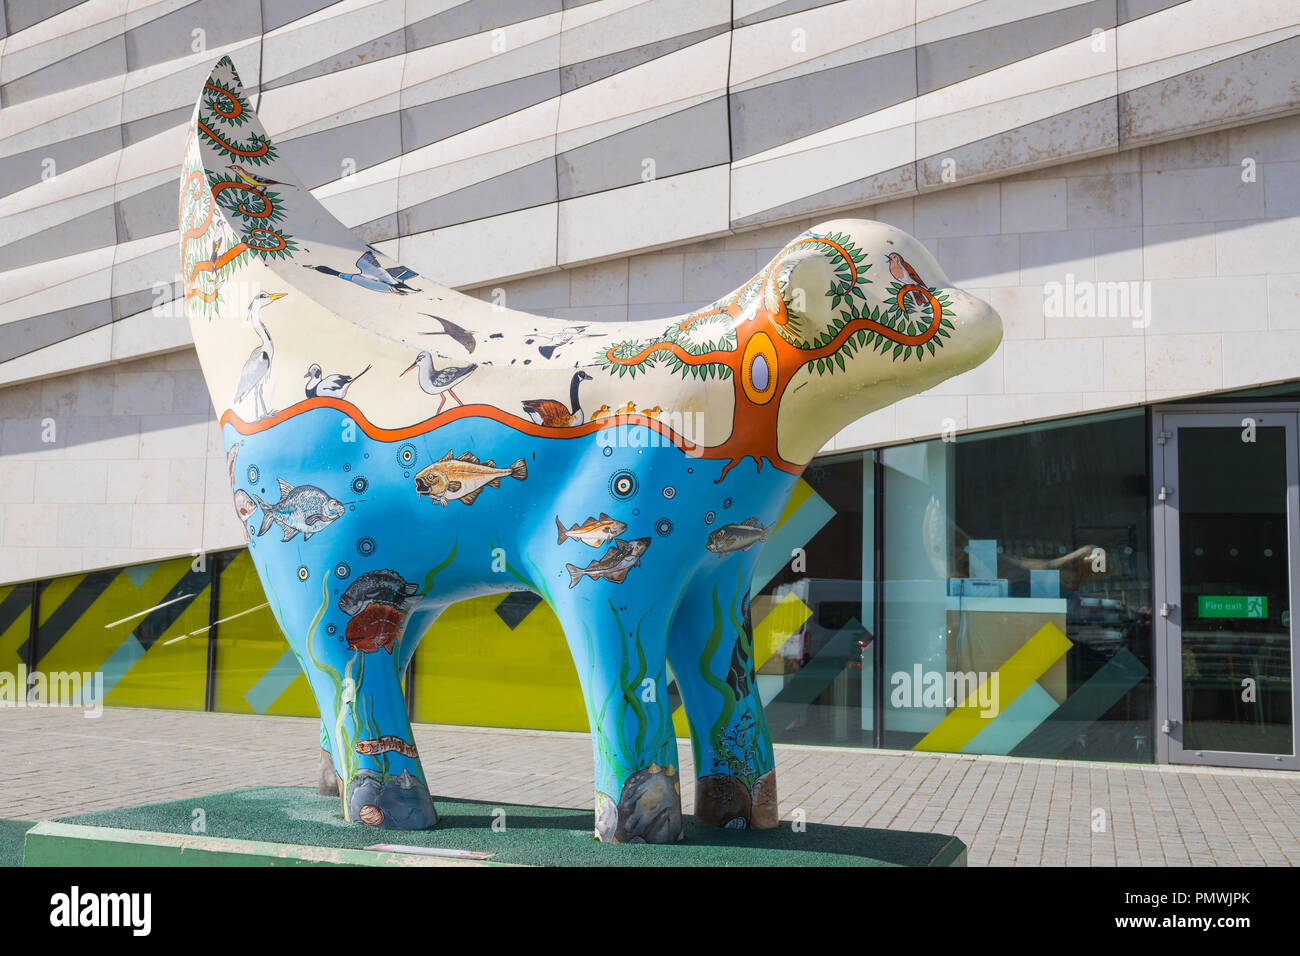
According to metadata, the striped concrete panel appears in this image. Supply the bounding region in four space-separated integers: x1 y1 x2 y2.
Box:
0 0 1296 387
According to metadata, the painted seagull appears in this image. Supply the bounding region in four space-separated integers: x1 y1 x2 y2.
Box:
304 250 420 294
304 362 371 399
525 326 605 360
402 351 476 414
233 291 286 419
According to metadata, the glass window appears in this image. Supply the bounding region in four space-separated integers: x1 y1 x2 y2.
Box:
752 453 871 747
1177 427 1293 754
881 410 1153 761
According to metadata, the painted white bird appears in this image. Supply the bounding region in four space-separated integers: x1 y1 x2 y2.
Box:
401 351 476 414
233 291 286 418
304 363 371 399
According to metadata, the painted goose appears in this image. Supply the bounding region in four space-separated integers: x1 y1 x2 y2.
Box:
522 371 593 427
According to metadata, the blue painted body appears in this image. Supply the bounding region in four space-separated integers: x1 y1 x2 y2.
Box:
228 406 798 839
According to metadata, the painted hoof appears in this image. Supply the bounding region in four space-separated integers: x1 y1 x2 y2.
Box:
749 769 779 829
594 764 682 844
695 771 779 829
317 748 340 797
695 773 751 828
346 769 438 829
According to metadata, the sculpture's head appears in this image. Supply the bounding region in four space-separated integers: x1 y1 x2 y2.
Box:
737 218 1003 464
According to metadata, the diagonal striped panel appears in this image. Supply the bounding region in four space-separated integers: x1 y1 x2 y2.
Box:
31 557 209 710
1010 647 1151 757
915 622 1074 753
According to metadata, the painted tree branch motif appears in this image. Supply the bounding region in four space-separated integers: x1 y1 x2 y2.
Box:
181 75 297 321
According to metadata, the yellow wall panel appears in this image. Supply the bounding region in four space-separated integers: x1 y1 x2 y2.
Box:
34 559 209 711
0 584 31 674
212 550 317 717
412 595 588 732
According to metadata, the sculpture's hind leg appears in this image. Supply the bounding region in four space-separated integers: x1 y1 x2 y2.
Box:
267 576 437 829
548 592 683 843
315 601 446 798
667 564 779 830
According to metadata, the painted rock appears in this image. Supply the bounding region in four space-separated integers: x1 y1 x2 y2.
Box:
594 791 619 842
317 747 339 797
695 773 752 828
612 765 682 843
347 769 438 829
749 769 779 829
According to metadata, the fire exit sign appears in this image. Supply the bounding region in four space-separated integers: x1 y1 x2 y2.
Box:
1198 595 1268 619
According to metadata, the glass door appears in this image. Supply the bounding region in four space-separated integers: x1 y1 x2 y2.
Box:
1154 409 1299 769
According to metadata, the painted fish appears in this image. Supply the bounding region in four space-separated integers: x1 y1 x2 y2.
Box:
706 518 770 554
231 488 257 543
346 604 406 653
354 735 419 758
556 512 627 548
253 478 345 541
226 442 241 491
413 450 527 506
566 537 650 588
339 569 420 617
233 489 257 523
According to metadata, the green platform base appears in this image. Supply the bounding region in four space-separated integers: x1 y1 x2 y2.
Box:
20 787 966 867
1 820 34 868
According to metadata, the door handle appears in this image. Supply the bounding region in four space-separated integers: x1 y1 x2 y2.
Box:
1160 602 1177 617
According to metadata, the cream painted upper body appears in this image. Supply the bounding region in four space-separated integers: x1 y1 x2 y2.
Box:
183 61 1001 468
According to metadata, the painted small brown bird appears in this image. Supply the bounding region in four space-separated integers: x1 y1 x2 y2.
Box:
887 252 929 310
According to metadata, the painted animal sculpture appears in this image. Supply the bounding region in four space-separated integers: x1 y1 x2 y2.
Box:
181 58 1002 842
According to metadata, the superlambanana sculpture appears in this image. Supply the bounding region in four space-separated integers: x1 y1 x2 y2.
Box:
180 58 1002 842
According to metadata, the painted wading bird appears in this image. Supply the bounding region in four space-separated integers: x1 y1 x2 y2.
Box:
233 291 286 419
228 164 290 195
304 362 371 399
304 250 420 295
402 351 476 414
522 370 593 427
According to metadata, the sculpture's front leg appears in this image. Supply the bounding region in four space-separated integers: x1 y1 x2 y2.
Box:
668 562 779 830
316 601 446 798
548 592 682 843
260 561 437 829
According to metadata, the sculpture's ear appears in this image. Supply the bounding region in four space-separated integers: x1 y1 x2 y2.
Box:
762 246 837 346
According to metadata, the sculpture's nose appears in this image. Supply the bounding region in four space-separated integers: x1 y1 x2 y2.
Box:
949 288 1004 361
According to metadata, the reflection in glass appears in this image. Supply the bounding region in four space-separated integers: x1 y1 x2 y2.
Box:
881 410 1153 761
754 454 870 746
